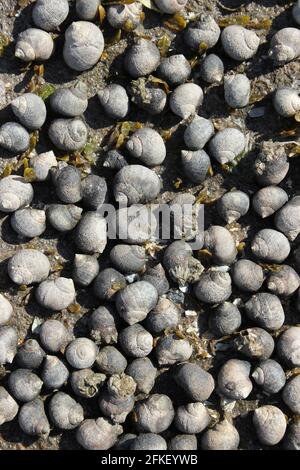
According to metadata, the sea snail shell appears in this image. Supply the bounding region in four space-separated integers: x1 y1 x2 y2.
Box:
15 28 54 62
11 93 47 130
35 277 76 311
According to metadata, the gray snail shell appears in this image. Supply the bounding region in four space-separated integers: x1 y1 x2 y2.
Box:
16 339 45 369
209 128 245 164
75 212 107 254
224 73 251 108
200 54 224 84
273 87 300 117
110 244 146 274
30 151 57 181
124 38 160 78
0 294 13 327
157 54 191 87
76 0 101 20
0 386 19 426
89 306 119 345
18 398 50 437
39 319 69 353
8 369 43 402
46 204 82 232
184 116 214 151
155 335 193 366
11 93 47 130
251 228 290 263
282 375 300 414
102 149 128 171
267 265 300 296
201 420 240 450
146 297 181 334
244 292 285 331
217 190 250 223
231 259 264 292
32 0 69 31
154 0 187 14
252 359 286 394
254 141 289 186
253 405 287 446
194 271 232 304
96 345 127 375
174 363 215 402
11 208 46 238
284 421 300 450
0 326 17 365
98 84 129 120
114 165 161 205
209 301 241 337
98 389 135 424
70 368 106 398
0 175 33 213
268 27 300 64
81 174 108 210
170 83 204 119
126 128 166 166
15 28 54 62
129 76 167 115
107 3 143 30
252 186 288 218
76 418 123 450
49 118 88 152
169 434 197 451
275 196 300 241
48 392 84 430
163 240 204 286
8 249 50 285
50 81 88 117
126 357 157 394
221 25 260 61
63 21 104 72
293 0 300 25
72 254 99 287
0 122 30 154
134 394 175 433
204 225 237 265
234 327 274 360
184 15 220 50
218 358 252 400
46 204 83 232
41 355 70 389
130 434 167 451
181 149 211 184
35 277 76 311
174 402 210 434
277 326 300 367
65 338 98 369
114 204 158 245
93 268 127 301
119 324 153 357
142 263 169 296
116 281 158 325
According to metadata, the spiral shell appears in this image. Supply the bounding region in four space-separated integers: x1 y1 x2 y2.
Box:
0 326 17 365
174 402 210 434
8 369 43 402
81 174 107 210
201 420 240 450
134 394 174 433
41 355 69 390
126 357 157 394
32 0 69 31
89 305 119 344
0 122 30 154
119 324 153 357
49 392 84 430
110 244 146 274
15 28 54 62
221 25 260 61
66 338 98 369
184 15 220 50
209 128 245 164
98 84 129 119
218 359 252 400
204 225 237 265
107 3 143 29
30 151 57 181
244 292 285 331
76 0 101 20
255 141 289 186
252 186 288 218
47 204 83 232
18 398 50 437
269 27 300 64
146 297 181 334
63 21 104 71
170 83 204 119
114 205 158 245
194 271 232 304
267 265 300 296
72 254 99 287
224 73 251 108
234 327 274 360
252 359 286 394
8 249 50 285
93 268 126 301
273 87 300 117
174 362 214 402
39 319 69 353
49 118 88 152
184 116 214 150
96 345 127 375
116 281 158 325
155 334 193 366
0 295 13 327
114 165 161 205
0 387 19 426
253 406 286 446
275 196 300 241
75 211 107 254
163 240 204 286
277 326 300 367
50 81 88 117
16 339 45 369
0 175 33 213
11 208 46 238
76 418 123 450
157 54 191 86
35 277 76 311
217 190 250 223
251 228 290 262
200 54 224 84
126 128 166 166
124 38 160 78
11 93 47 130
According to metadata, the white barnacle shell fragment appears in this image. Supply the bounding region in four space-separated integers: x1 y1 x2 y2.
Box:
221 25 260 61
273 87 300 117
63 21 104 72
269 28 300 64
35 277 76 311
11 93 47 130
8 249 50 285
32 0 69 31
209 128 245 164
170 83 204 119
0 176 33 213
15 28 54 62
107 3 143 29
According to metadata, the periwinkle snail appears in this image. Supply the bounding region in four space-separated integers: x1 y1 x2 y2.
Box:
15 28 54 61
32 0 69 32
